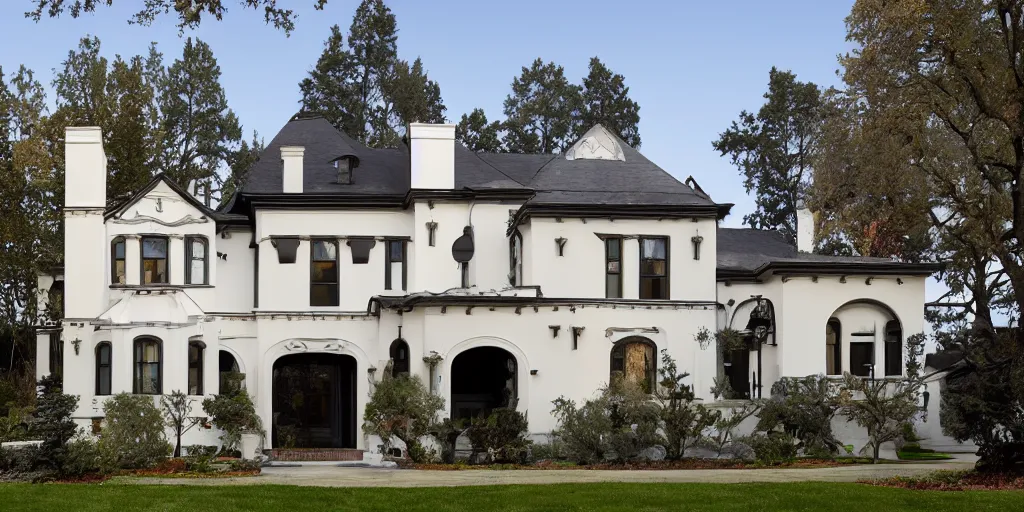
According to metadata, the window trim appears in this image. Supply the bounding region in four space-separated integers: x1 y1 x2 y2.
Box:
188 340 205 395
140 235 170 285
604 236 622 298
133 336 163 395
184 235 209 285
310 238 340 306
111 236 126 284
638 236 669 299
95 342 112 396
384 239 407 291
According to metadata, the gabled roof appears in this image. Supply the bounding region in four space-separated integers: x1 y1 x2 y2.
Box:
717 227 943 280
105 173 216 221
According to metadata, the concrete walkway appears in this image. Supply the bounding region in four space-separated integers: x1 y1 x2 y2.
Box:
124 456 977 488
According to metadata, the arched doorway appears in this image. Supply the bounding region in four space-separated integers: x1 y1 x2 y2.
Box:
824 300 902 378
272 353 357 448
450 347 517 420
219 350 242 394
610 336 657 393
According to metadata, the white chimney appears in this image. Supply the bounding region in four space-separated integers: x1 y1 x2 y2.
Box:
281 146 305 193
796 204 814 253
64 127 107 319
409 123 455 190
65 127 106 208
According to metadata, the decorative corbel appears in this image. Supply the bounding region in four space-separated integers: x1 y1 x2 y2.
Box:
571 326 585 350
555 237 568 256
549 325 561 338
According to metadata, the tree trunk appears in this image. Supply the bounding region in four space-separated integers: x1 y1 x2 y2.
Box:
873 442 880 464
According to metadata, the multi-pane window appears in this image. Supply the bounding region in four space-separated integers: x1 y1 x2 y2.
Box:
95 342 112 395
185 236 208 285
141 236 168 284
310 240 339 306
605 237 622 298
385 240 406 291
188 341 204 395
826 319 842 375
133 337 162 394
111 237 126 284
639 237 668 299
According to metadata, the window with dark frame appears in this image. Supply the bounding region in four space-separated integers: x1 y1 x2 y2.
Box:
390 339 410 378
111 237 126 284
849 341 874 377
95 342 112 396
639 237 668 299
384 240 406 291
605 237 622 298
884 320 903 376
310 240 339 306
188 341 204 395
826 318 842 375
141 236 168 284
185 236 208 285
48 332 63 379
133 337 162 394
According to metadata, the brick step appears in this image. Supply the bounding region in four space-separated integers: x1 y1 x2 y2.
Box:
270 448 366 462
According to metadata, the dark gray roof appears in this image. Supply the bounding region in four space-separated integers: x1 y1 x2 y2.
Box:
717 228 942 278
240 116 717 209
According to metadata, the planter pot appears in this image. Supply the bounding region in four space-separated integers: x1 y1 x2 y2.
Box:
240 433 263 460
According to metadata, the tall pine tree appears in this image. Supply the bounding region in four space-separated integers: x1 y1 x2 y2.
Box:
456 108 502 153
502 59 581 154
578 57 641 147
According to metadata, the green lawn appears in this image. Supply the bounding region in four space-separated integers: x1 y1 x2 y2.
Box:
0 482 1020 511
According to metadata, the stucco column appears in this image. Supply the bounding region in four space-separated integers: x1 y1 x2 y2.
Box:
169 234 185 285
622 238 640 299
124 235 141 286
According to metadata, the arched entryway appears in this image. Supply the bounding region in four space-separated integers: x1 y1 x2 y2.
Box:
824 300 902 378
272 353 357 448
219 350 242 394
450 347 517 420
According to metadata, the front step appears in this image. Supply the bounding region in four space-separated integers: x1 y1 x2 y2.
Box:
270 448 366 462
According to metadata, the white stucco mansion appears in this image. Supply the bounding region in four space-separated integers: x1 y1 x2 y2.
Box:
36 115 940 454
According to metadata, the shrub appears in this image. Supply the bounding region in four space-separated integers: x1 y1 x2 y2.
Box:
32 375 79 472
363 374 443 463
657 350 719 459
98 394 171 471
552 377 663 464
0 406 32 444
61 437 100 478
744 432 797 465
699 403 760 459
467 408 531 463
0 367 36 417
529 435 567 461
0 445 44 481
183 445 219 473
202 387 263 456
756 375 843 457
429 418 467 464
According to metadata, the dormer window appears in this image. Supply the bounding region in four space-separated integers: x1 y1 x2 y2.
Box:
335 156 354 184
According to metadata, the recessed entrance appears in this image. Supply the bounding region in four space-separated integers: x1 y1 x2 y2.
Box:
272 353 356 449
450 346 517 420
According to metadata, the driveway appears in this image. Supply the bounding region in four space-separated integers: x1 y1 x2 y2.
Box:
124 455 977 488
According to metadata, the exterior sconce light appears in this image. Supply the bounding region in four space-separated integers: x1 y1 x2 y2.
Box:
691 235 703 260
555 237 567 256
71 338 82 355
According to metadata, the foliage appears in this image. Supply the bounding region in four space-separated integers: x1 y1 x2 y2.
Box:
27 0 330 35
713 67 822 242
577 57 641 147
656 350 718 460
31 375 79 472
202 384 263 456
502 59 582 154
456 108 503 152
184 445 219 473
694 327 745 352
97 393 170 471
466 409 531 464
756 375 843 457
743 431 798 465
299 1 446 148
699 404 759 459
362 374 444 463
162 390 203 458
840 333 926 464
551 377 663 464
428 418 467 464
61 437 100 478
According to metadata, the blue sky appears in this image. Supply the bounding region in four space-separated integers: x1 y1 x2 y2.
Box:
0 0 856 226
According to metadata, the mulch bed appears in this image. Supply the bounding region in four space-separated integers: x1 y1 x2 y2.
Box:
52 458 261 483
409 457 878 471
863 470 1024 491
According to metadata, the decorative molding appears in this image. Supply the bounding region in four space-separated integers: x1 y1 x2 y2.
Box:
285 340 308 352
564 124 625 161
112 212 209 227
604 326 660 338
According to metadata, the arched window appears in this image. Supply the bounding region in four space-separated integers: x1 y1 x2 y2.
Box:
111 237 126 284
826 318 842 375
219 351 243 395
884 319 903 376
185 236 208 285
95 342 112 395
509 231 523 287
188 340 205 395
133 337 162 394
610 337 656 393
390 339 410 378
